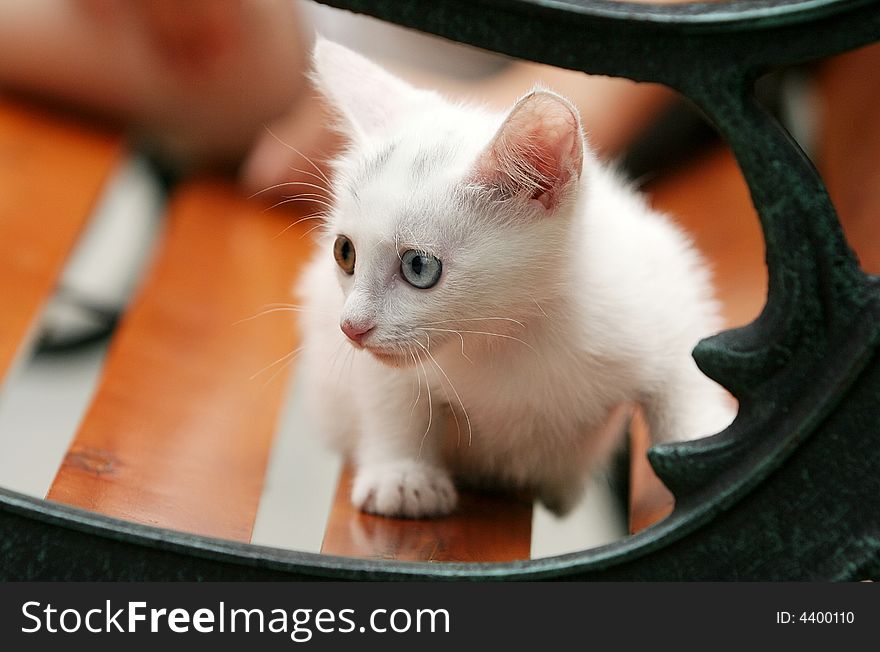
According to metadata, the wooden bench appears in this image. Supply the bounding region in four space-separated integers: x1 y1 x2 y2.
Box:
0 92 766 565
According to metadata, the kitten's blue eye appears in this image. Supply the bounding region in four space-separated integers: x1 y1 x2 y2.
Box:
401 250 442 289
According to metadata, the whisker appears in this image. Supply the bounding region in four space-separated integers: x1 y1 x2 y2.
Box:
250 346 303 381
326 339 348 383
415 350 434 460
401 224 440 253
344 343 357 378
261 354 301 388
233 301 336 325
408 346 422 416
422 349 462 448
277 192 335 207
263 125 332 187
256 301 334 312
414 339 472 447
249 180 334 200
273 212 326 239
422 324 470 363
272 213 327 240
333 345 353 390
284 166 333 190
404 225 423 254
281 192 331 201
420 327 538 354
424 317 526 328
233 305 315 326
453 329 472 363
530 297 550 318
265 195 336 213
302 222 328 239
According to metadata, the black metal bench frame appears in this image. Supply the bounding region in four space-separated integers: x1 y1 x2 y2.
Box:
2 0 879 580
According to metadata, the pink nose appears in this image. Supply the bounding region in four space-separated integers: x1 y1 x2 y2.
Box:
341 321 373 346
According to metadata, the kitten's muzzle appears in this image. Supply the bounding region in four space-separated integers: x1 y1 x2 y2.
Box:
341 320 374 347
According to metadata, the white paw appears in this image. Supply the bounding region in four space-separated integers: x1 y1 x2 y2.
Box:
351 461 458 518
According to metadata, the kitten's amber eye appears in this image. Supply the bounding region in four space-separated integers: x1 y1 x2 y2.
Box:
333 235 355 275
401 250 442 289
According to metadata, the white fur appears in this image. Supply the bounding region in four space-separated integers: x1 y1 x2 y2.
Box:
297 39 735 518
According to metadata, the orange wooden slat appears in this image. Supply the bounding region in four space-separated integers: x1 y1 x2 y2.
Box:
629 145 765 533
816 44 880 275
322 467 532 562
47 180 313 542
0 99 122 382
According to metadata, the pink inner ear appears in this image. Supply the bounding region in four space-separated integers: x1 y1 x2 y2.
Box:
475 92 583 211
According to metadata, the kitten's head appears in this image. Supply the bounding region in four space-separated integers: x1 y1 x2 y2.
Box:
312 39 585 366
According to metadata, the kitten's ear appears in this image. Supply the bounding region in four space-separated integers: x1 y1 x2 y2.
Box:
311 38 431 141
472 90 584 212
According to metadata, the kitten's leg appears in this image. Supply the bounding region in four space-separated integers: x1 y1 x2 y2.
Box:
644 362 736 444
351 364 457 518
538 473 587 516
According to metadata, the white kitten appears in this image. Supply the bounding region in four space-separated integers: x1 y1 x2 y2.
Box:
297 39 735 518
